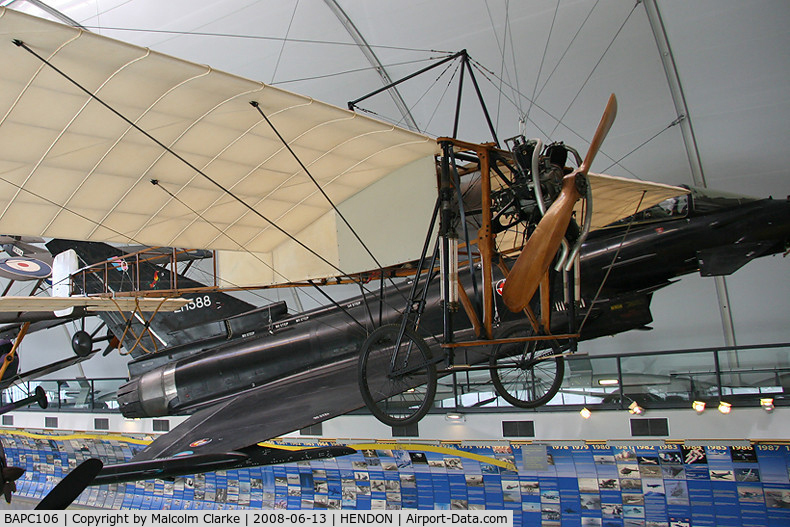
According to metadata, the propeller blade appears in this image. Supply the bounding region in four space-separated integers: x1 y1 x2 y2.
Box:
502 94 617 313
580 93 617 174
501 177 582 312
35 458 102 510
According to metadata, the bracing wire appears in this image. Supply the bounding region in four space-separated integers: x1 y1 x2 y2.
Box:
577 190 646 333
12 39 410 328
273 57 448 86
392 58 459 131
81 25 455 55
469 58 646 180
602 115 686 175
524 0 561 127
534 0 601 101
270 0 301 84
548 1 640 139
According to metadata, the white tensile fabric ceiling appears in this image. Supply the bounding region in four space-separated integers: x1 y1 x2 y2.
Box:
2 0 788 370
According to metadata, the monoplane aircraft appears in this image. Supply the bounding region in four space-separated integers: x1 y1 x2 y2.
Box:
0 7 787 495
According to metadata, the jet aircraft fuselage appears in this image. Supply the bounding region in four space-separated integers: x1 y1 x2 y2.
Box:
50 186 790 425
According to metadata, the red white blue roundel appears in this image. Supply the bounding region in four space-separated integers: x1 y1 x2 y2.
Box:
0 257 52 280
495 278 506 296
189 438 212 448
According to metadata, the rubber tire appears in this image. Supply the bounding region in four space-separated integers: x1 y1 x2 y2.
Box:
489 324 564 408
358 324 437 426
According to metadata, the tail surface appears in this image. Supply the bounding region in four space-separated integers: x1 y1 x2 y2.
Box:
45 240 260 357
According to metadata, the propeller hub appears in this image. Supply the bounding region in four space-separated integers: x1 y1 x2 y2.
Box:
574 172 588 197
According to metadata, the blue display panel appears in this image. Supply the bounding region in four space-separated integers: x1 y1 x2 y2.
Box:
1 431 789 526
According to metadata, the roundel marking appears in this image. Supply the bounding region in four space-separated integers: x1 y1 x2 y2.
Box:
0 257 52 280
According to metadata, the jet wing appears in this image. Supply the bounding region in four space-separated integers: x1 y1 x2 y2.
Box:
131 355 366 461
697 241 777 276
93 444 356 486
0 8 438 288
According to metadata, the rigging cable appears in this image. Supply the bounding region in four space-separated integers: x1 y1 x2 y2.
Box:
80 25 454 55
577 190 646 333
273 57 447 86
12 40 353 283
524 0 561 128
270 0 301 84
534 0 600 101
249 101 410 308
602 115 685 175
148 179 325 311
484 0 521 131
548 1 640 139
411 59 462 135
470 57 645 181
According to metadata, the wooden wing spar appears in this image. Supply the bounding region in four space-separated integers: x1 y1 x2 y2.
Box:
0 7 438 287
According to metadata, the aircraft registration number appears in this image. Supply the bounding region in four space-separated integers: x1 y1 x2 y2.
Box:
175 295 212 313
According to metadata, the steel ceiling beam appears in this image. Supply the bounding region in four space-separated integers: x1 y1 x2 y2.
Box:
643 0 736 347
323 0 419 131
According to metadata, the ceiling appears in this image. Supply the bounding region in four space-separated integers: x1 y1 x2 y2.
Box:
2 0 788 376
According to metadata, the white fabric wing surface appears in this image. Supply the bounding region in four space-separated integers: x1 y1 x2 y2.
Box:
0 8 439 286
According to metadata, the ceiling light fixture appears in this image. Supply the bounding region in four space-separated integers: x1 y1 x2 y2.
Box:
692 401 706 414
445 412 465 422
718 401 732 414
760 398 775 412
598 379 619 386
580 407 591 419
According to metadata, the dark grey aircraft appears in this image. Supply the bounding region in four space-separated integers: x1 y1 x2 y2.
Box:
38 178 789 485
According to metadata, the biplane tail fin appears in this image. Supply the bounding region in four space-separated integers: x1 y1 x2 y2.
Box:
45 239 261 357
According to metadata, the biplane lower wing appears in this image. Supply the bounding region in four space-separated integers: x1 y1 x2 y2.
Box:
0 296 189 313
129 355 365 462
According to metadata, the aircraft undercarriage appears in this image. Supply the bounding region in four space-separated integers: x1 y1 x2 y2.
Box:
355 135 589 426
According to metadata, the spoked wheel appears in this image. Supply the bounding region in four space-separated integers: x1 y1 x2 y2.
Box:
358 324 437 426
489 324 564 408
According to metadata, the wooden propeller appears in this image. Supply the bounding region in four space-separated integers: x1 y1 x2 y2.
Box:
502 94 617 313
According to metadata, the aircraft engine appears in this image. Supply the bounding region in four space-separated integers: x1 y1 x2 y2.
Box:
490 138 570 234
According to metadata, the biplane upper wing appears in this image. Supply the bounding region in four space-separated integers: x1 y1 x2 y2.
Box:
0 7 439 287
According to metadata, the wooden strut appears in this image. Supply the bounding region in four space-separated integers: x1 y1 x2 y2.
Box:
436 137 566 347
0 321 30 381
110 297 170 355
439 333 579 349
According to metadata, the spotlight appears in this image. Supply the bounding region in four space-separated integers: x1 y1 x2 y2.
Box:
692 401 706 414
718 401 732 414
580 407 591 419
628 401 644 415
445 412 465 422
760 398 775 412
598 379 619 386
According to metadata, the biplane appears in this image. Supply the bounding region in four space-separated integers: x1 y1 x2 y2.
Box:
0 6 787 500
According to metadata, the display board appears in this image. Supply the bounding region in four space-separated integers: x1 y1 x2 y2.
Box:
1 431 789 526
